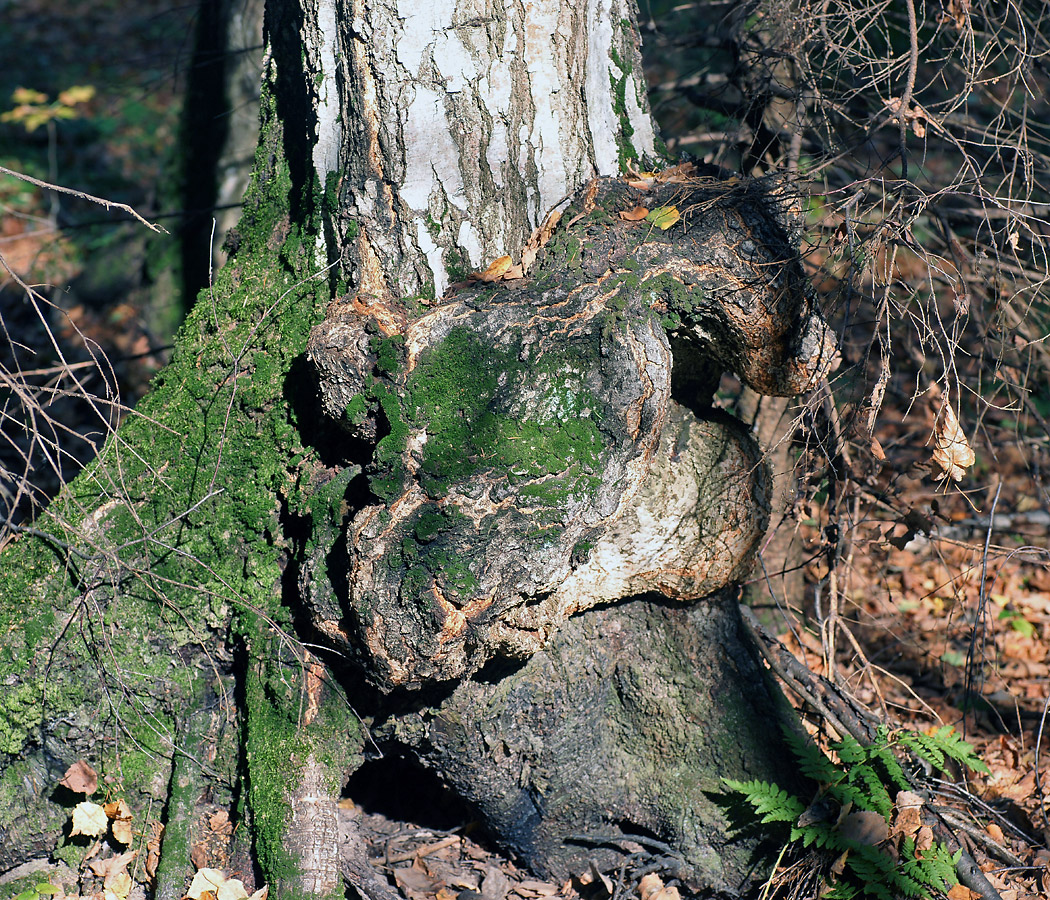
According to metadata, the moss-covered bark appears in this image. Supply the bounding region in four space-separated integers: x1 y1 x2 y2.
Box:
0 65 362 896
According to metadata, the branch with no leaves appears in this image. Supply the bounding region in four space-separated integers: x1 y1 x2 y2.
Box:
0 164 166 233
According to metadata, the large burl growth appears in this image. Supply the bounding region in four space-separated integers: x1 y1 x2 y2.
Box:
305 174 836 693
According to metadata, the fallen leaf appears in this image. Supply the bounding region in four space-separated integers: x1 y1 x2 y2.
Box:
985 822 1005 843
931 396 975 481
89 850 138 878
838 810 889 846
915 825 935 853
104 799 133 845
654 161 696 183
71 802 109 838
188 870 229 900
639 873 681 900
645 205 680 230
474 255 513 283
892 790 923 836
209 810 232 834
619 205 649 221
61 760 98 795
217 878 250 900
519 209 562 275
248 888 269 900
103 871 132 900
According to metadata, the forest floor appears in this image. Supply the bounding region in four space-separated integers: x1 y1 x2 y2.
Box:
1 2 1049 900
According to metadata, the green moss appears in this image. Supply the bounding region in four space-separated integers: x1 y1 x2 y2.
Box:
345 393 368 425
639 271 707 316
0 73 364 893
371 334 405 374
608 44 638 171
398 328 605 500
444 245 471 283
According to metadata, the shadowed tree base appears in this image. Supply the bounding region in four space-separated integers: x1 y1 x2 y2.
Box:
384 592 806 895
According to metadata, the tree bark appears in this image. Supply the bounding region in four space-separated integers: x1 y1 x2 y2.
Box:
0 0 834 896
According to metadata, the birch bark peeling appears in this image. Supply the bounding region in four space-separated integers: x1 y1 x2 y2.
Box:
332 0 655 300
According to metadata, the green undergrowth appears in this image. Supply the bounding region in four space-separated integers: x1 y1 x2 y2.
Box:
725 725 988 899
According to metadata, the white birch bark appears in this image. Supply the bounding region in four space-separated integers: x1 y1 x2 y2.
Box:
298 0 657 299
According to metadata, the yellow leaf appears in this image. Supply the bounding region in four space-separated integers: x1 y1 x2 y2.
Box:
217 878 250 900
104 872 133 900
188 870 228 900
645 205 680 230
11 87 48 105
58 85 96 107
71 801 109 838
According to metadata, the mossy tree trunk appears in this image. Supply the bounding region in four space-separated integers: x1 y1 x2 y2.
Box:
0 0 830 897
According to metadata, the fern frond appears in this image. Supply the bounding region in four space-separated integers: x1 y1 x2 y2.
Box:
898 731 945 771
783 727 840 782
848 764 893 817
722 778 805 824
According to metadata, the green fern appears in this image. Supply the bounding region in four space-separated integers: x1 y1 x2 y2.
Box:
723 778 805 825
898 726 990 775
723 723 983 900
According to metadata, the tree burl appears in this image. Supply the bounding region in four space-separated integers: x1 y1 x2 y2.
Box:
305 174 837 692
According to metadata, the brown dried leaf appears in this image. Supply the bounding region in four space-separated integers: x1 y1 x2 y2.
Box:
111 818 133 846
639 873 681 900
89 850 138 878
61 760 98 795
892 790 923 837
146 821 164 878
838 810 889 846
619 205 649 221
103 799 133 846
474 255 513 283
654 161 696 183
519 208 562 275
870 437 886 461
209 810 232 834
931 398 975 481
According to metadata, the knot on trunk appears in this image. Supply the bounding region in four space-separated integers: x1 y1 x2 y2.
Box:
305 174 835 691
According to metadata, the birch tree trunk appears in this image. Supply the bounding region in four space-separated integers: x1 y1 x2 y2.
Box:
0 0 828 897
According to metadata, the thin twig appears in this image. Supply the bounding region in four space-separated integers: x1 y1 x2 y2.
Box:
0 165 165 232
